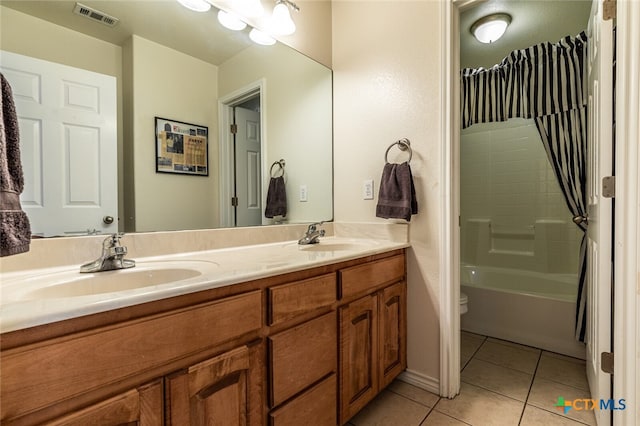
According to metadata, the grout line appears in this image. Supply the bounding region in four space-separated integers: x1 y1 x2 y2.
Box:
461 334 487 371
517 349 542 425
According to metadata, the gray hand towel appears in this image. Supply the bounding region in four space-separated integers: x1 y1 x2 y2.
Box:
264 176 287 218
376 162 418 221
1 73 31 256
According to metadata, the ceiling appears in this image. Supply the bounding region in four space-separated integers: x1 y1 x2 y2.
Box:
460 0 592 69
0 0 255 65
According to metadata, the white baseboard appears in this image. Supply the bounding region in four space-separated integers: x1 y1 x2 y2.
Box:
397 369 440 395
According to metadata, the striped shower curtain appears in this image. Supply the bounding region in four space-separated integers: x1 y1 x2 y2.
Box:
461 32 589 341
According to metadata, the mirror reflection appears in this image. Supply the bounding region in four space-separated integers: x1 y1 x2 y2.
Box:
0 0 333 237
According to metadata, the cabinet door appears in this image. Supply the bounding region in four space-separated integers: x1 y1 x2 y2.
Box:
269 374 337 426
166 343 263 426
378 281 407 389
339 294 378 425
46 379 163 426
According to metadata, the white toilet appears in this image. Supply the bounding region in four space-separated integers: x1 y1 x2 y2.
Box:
460 292 468 315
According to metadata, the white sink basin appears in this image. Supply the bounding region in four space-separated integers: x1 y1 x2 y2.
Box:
4 261 216 301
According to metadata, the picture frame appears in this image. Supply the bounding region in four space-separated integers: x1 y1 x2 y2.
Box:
155 117 208 176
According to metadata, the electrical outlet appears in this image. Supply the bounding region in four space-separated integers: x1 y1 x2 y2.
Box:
363 179 374 200
299 185 308 202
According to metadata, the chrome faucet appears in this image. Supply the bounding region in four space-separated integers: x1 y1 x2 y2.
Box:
298 222 326 245
80 233 135 273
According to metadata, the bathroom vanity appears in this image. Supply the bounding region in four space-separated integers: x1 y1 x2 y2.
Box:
0 230 407 426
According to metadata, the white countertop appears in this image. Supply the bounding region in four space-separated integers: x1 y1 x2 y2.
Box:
0 236 408 333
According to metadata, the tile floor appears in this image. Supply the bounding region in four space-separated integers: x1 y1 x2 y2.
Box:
347 331 596 426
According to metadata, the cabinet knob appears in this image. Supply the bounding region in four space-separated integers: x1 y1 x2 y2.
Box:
103 215 115 224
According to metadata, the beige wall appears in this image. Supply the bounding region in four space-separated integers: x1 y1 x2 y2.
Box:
128 35 219 232
332 1 444 381
0 5 125 228
218 43 333 224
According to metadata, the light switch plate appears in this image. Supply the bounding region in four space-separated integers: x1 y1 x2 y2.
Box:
363 179 374 200
299 185 308 202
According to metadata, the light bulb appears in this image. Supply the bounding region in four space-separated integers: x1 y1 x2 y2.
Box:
271 2 295 35
175 0 211 12
471 14 511 44
249 28 276 45
217 10 247 31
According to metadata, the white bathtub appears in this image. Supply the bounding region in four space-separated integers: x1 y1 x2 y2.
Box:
460 264 586 359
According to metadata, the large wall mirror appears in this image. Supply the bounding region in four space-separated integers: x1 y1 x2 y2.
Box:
0 0 333 237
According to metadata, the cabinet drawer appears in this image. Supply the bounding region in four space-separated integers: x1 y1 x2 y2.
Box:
1 291 262 423
269 312 337 407
339 255 404 299
269 374 337 426
268 273 336 325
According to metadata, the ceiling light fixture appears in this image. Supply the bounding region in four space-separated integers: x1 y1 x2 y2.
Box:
271 0 298 36
217 10 247 31
249 28 276 45
175 0 211 13
237 0 264 18
470 13 511 44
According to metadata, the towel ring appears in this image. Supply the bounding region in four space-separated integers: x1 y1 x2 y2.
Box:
384 138 412 164
270 159 285 177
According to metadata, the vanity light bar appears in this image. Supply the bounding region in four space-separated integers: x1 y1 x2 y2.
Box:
73 3 119 27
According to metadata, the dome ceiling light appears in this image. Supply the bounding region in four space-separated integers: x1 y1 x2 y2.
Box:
470 13 512 44
175 0 211 13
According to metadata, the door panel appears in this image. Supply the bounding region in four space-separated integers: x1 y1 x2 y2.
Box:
234 106 262 227
1 50 117 237
586 1 613 424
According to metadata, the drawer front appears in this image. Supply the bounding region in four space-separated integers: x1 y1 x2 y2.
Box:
1 291 262 423
269 312 337 407
339 255 404 299
268 273 336 325
269 374 337 426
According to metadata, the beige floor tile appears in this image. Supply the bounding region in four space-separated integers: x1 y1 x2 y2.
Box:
487 337 542 354
461 350 473 370
387 380 440 408
520 404 590 425
350 390 431 426
421 410 471 425
536 353 588 390
474 340 540 374
542 351 586 364
528 377 596 425
461 358 533 401
461 331 486 359
434 382 524 426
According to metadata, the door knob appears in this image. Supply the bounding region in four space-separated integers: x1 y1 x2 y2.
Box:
103 215 114 224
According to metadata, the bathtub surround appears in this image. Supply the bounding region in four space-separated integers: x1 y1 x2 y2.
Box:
460 265 585 359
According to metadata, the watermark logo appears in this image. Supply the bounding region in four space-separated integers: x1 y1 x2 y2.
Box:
555 396 626 413
555 396 572 414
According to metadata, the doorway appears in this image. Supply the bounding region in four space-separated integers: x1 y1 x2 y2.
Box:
218 80 266 228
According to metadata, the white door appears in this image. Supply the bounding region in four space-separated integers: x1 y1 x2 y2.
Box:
586 1 613 423
234 106 262 227
1 51 117 237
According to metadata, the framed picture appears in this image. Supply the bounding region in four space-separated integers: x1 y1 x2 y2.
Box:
155 117 208 176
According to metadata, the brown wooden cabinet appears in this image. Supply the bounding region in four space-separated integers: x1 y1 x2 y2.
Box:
1 249 406 426
338 256 407 425
46 380 164 426
166 342 263 426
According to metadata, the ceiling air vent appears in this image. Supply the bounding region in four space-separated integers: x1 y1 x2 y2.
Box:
73 3 119 27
